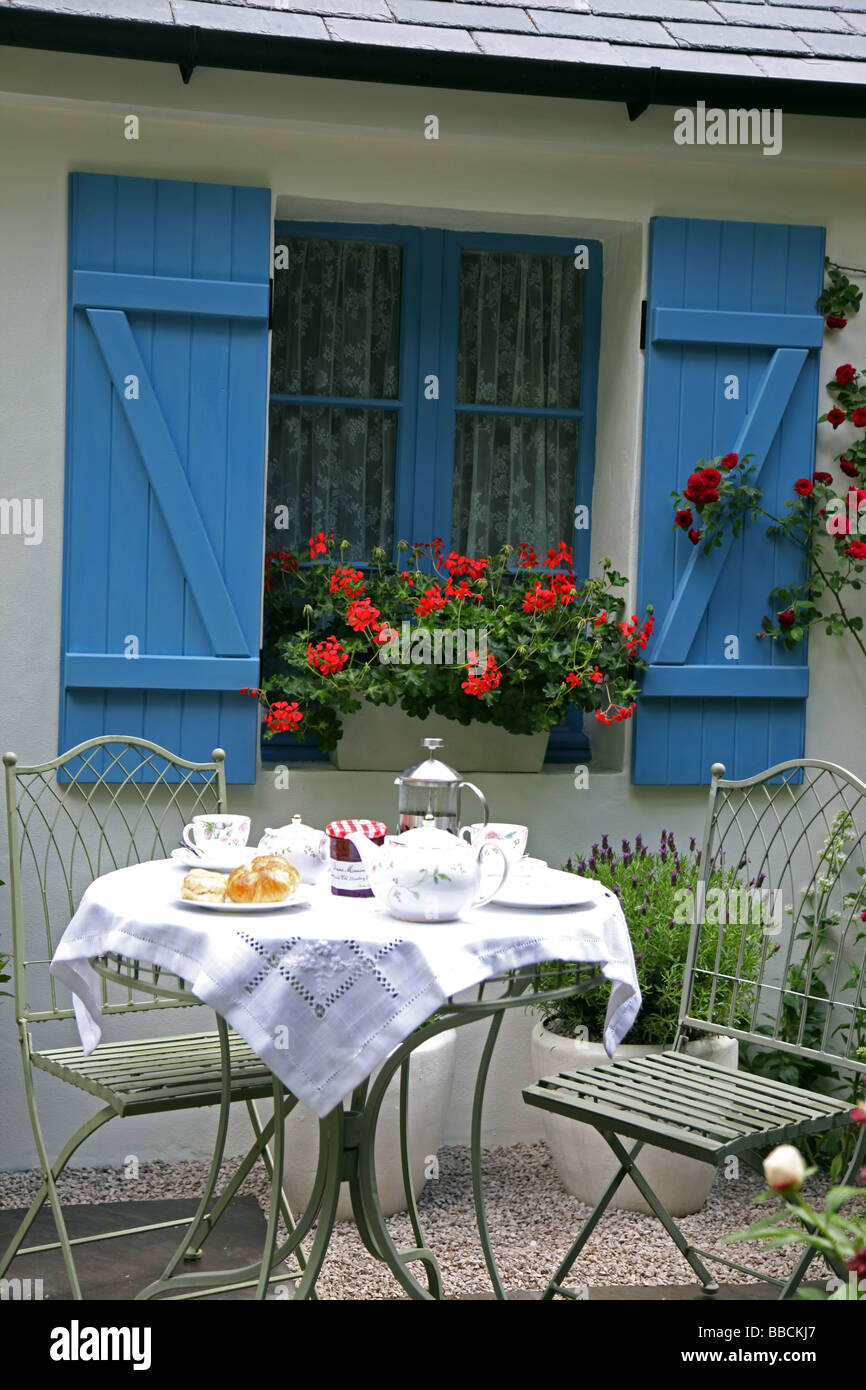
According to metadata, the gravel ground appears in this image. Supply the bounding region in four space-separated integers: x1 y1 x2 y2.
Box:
0 1142 828 1298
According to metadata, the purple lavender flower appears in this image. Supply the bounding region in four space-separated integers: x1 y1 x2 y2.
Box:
622 839 631 855
644 924 650 939
689 836 696 852
601 834 609 850
640 903 647 916
671 872 678 886
632 875 638 889
576 859 587 874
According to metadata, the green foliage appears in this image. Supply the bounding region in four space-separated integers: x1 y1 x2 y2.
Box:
534 831 764 1045
817 258 863 322
260 539 651 749
728 1162 866 1300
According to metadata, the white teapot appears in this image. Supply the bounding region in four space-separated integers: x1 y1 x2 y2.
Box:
347 815 508 923
257 814 329 884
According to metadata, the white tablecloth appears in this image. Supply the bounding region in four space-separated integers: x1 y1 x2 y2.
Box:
50 861 641 1118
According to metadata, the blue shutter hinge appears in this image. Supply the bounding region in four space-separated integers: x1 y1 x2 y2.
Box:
178 27 199 85
639 300 647 351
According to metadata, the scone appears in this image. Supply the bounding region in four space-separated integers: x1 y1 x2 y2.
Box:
226 858 298 904
181 868 228 903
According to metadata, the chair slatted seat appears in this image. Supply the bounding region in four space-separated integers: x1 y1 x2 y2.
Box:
31 1030 277 1114
525 1052 852 1163
524 759 866 1301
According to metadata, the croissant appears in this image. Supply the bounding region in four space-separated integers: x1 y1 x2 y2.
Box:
226 857 299 904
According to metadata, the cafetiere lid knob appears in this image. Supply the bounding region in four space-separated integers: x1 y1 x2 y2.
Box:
395 737 461 786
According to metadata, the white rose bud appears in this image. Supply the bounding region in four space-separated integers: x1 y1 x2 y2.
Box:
763 1144 806 1193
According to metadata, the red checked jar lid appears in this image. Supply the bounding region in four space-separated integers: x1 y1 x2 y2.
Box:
326 819 388 840
326 819 388 898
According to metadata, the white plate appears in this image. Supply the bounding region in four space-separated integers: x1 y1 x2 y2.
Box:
493 869 598 909
176 889 309 913
170 846 260 873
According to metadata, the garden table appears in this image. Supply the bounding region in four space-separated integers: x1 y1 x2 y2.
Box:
51 860 640 1300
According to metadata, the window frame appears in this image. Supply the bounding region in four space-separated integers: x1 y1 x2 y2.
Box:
264 222 603 766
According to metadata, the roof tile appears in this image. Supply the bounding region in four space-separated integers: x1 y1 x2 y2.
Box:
11 0 172 18
664 20 814 52
388 1 534 32
710 2 856 29
325 16 480 51
251 0 392 18
471 28 622 62
589 0 722 19
172 0 328 34
615 42 767 74
796 27 866 52
529 10 677 44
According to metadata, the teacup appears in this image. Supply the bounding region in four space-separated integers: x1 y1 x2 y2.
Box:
182 813 250 856
460 822 528 868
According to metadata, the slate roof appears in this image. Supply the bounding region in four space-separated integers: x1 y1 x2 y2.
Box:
2 0 866 111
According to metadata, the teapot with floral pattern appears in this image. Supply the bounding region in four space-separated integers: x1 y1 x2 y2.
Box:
257 814 329 884
347 815 509 922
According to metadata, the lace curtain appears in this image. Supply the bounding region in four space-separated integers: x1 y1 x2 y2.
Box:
267 238 401 555
266 238 584 560
453 250 583 556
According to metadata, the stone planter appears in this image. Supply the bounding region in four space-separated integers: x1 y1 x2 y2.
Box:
530 1023 738 1217
330 700 549 772
281 1029 456 1222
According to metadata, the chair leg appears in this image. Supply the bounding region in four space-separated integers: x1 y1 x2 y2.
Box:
0 1103 115 1282
603 1133 719 1295
13 1058 97 1300
540 1138 644 1300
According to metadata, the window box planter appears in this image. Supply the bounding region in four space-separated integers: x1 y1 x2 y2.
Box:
530 1023 738 1217
329 700 550 772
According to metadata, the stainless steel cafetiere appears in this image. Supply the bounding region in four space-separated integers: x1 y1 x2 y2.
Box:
394 738 489 834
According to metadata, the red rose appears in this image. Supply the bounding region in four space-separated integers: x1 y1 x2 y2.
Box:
836 364 856 386
778 609 796 629
794 478 813 497
827 408 846 429
826 315 847 329
841 457 859 478
852 408 866 428
675 509 693 529
846 542 866 560
720 453 738 469
701 467 721 488
687 528 701 546
813 471 834 485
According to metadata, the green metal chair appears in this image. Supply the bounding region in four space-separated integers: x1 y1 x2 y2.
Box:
0 735 297 1300
524 759 866 1300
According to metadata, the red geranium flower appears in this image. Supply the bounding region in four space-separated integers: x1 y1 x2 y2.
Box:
794 478 813 497
720 453 739 469
813 471 834 485
517 542 538 570
306 636 349 676
522 582 557 613
565 672 581 689
308 531 331 558
852 408 866 428
846 542 866 560
841 457 860 478
675 509 694 529
827 408 846 429
415 585 447 618
329 566 366 599
778 609 796 629
461 651 501 698
826 315 847 329
835 364 856 386
263 700 303 734
346 597 381 632
543 541 574 571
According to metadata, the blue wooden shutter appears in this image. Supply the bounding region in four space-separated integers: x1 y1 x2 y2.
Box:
61 174 271 782
633 217 825 785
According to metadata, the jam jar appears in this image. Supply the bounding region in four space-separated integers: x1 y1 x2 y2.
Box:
326 819 388 898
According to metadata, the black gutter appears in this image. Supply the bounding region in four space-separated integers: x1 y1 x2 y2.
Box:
0 10 864 121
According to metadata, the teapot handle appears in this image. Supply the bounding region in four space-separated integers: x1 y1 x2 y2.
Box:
472 842 509 908
458 780 488 828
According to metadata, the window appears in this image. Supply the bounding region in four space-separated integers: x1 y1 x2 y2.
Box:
265 224 602 762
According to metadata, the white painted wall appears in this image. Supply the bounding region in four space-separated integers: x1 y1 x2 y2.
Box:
1 48 865 1172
